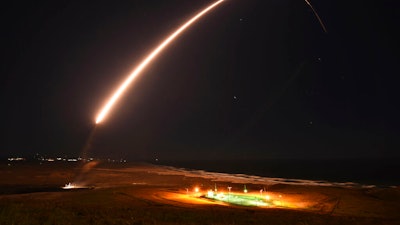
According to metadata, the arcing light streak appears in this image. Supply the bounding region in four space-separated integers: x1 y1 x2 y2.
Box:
304 0 327 33
95 0 225 124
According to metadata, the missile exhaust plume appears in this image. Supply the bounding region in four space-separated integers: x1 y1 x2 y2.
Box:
304 0 328 33
95 0 225 124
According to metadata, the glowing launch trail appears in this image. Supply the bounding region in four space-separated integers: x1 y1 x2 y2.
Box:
304 0 327 33
95 0 225 124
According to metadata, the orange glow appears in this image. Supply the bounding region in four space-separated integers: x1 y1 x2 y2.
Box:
153 189 321 210
95 0 225 124
171 190 304 209
163 192 226 205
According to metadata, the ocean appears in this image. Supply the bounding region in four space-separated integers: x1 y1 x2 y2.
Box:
157 158 400 187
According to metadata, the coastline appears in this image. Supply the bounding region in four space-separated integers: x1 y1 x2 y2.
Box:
1 162 399 224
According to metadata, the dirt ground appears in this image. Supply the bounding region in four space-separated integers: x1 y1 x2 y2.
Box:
0 162 399 225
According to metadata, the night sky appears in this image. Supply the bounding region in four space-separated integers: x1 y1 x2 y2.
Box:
1 0 398 160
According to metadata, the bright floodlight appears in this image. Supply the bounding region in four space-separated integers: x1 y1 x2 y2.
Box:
95 0 225 124
62 183 77 189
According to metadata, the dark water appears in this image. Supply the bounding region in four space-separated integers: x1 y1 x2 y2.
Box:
157 158 400 187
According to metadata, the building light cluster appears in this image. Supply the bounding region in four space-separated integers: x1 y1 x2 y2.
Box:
6 153 127 164
7 157 26 161
36 156 94 162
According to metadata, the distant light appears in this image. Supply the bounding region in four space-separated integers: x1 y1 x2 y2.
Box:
7 157 25 161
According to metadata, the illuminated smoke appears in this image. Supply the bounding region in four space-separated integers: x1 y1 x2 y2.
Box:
95 0 225 124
